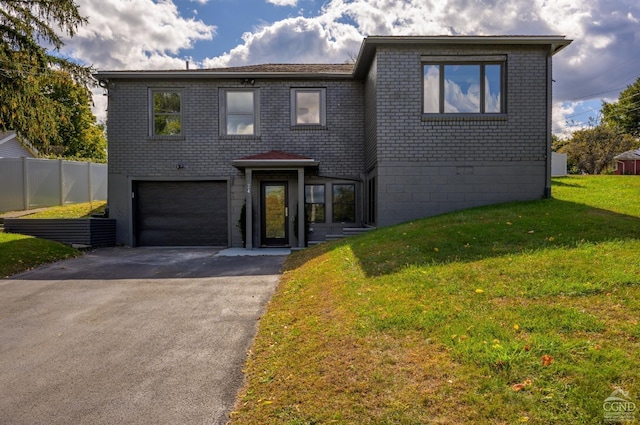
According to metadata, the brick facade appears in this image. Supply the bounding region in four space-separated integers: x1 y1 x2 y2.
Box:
365 44 555 226
105 76 364 246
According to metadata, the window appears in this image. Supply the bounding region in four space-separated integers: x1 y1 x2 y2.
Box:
221 89 260 136
366 177 376 225
305 185 325 223
150 90 182 136
333 184 355 223
423 59 504 114
291 88 326 126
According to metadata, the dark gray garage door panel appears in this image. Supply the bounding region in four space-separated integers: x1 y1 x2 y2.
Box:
135 181 227 246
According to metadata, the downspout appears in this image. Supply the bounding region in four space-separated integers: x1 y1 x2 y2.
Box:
245 169 253 249
544 48 553 198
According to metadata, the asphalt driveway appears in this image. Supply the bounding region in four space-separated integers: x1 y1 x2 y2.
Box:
0 248 287 425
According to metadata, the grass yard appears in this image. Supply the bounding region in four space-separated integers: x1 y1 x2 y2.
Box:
0 233 79 278
21 201 107 219
0 202 100 277
231 175 640 424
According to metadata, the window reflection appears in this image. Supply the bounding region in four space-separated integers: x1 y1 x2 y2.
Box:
423 65 440 113
333 184 355 223
227 92 254 114
305 184 325 223
423 62 503 114
153 91 181 136
444 65 480 113
226 91 255 135
484 64 502 113
296 92 321 124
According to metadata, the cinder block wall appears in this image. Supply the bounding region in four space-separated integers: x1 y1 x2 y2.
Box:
106 77 364 246
369 45 551 226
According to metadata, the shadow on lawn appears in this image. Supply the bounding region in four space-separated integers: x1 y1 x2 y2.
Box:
550 178 586 188
287 198 640 278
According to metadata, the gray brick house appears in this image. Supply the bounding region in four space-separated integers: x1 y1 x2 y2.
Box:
95 35 571 248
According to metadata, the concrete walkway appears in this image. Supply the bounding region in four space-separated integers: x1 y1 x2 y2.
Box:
217 248 291 256
0 207 51 219
0 247 287 424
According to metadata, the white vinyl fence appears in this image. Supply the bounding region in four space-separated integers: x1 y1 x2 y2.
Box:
0 158 107 213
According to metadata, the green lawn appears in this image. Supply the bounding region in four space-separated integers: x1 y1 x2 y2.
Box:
231 175 640 424
0 202 100 277
0 233 79 278
20 201 107 219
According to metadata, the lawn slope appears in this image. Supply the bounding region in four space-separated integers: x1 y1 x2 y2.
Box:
232 176 640 424
0 233 79 278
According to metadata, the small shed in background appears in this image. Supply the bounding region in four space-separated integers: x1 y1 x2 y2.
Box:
0 132 38 158
613 149 640 175
551 152 567 177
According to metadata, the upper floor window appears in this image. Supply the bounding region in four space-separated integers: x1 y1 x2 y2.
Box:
221 89 260 136
291 88 326 126
423 58 505 115
150 89 182 136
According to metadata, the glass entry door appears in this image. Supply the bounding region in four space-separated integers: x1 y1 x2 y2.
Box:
261 182 288 246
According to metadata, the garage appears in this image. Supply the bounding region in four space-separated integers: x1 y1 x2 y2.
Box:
134 181 228 246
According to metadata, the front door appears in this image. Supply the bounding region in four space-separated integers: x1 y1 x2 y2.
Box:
261 182 288 246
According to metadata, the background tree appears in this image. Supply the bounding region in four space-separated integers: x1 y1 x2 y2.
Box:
0 0 106 161
46 70 107 160
558 125 639 174
601 77 640 137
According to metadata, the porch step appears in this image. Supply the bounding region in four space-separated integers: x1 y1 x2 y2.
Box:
343 226 375 236
316 226 377 244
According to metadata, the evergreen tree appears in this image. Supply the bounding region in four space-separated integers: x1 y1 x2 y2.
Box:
0 0 105 161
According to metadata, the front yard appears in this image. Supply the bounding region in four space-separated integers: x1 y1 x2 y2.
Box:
231 176 640 424
0 201 105 277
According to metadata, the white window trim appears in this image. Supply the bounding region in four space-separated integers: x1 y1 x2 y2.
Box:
149 88 183 138
291 88 327 127
220 88 260 137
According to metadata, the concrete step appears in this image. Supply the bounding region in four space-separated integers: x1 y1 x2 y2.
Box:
307 227 377 247
343 226 375 236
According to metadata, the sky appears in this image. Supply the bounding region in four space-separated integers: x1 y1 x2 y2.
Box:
58 0 640 137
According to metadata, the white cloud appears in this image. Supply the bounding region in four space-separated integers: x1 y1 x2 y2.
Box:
199 0 640 136
266 0 297 6
553 101 582 138
62 0 640 132
64 0 215 121
202 16 363 67
66 0 215 70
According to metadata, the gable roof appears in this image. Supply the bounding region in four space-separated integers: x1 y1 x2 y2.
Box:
0 132 37 158
614 148 640 160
